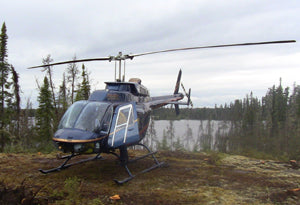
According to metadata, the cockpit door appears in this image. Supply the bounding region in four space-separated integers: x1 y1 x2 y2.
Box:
108 102 139 148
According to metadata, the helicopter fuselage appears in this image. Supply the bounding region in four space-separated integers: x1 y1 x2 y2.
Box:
53 80 154 154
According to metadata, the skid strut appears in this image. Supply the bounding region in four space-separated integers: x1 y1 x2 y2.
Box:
39 153 102 174
113 143 165 184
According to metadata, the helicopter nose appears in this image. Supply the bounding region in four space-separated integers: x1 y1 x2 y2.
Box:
53 128 98 142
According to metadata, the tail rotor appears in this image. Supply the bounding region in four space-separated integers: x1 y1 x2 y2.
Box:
172 69 192 115
181 83 193 108
174 70 182 115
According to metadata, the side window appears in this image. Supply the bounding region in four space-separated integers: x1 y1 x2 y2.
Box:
116 105 134 126
110 103 138 147
129 108 134 125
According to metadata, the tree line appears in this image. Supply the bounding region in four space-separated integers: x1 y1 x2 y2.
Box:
153 80 300 159
0 22 91 152
0 22 21 152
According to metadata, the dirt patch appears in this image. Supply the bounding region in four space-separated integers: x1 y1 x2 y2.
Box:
0 181 38 205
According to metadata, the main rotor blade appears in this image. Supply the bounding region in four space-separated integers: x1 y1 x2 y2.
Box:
28 40 295 69
28 57 112 69
130 40 296 58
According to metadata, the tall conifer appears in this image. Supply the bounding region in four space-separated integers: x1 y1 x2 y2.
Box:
75 64 90 101
0 22 13 151
36 77 54 140
0 22 10 129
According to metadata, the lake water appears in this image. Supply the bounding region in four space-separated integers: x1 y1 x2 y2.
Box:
142 120 230 151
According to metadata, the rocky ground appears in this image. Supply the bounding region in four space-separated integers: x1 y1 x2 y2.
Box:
0 150 300 204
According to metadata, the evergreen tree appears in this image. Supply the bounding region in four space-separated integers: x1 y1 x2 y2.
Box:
262 79 289 154
75 64 90 101
0 22 10 128
0 23 8 62
11 66 20 116
11 65 21 138
241 93 262 151
286 84 300 159
0 22 13 151
36 77 54 141
58 73 68 114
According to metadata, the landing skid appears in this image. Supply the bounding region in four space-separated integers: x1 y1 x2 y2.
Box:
113 143 165 185
39 153 102 174
38 144 164 184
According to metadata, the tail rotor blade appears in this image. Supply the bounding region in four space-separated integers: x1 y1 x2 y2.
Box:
181 83 193 107
188 88 193 107
174 69 182 94
173 69 182 115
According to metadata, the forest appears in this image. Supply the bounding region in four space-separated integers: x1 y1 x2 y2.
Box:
152 80 300 160
1 22 300 160
0 22 92 153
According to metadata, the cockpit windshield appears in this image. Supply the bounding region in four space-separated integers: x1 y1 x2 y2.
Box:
58 101 112 132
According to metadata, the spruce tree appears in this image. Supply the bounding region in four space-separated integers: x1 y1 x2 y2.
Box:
58 73 68 113
11 65 21 138
36 77 54 141
75 64 90 101
0 22 13 151
11 66 20 116
0 22 8 62
0 22 10 128
288 84 300 159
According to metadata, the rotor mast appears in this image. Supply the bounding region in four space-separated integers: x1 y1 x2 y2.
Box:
111 51 132 82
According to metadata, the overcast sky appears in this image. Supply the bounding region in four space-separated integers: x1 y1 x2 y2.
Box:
1 0 299 108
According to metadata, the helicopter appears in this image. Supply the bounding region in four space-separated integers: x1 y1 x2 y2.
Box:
29 40 295 184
